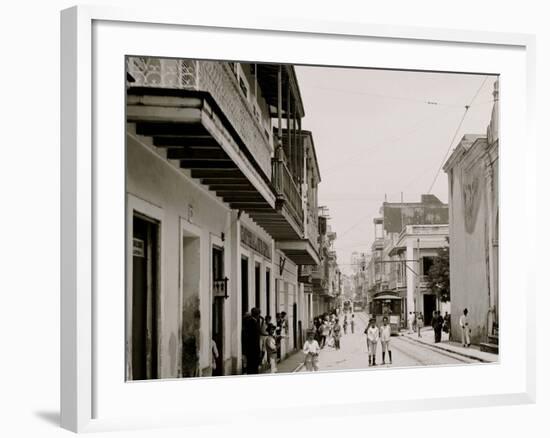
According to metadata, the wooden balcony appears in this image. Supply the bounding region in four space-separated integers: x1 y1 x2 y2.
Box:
126 57 305 241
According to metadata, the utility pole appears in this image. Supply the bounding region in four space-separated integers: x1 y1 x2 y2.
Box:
416 237 420 314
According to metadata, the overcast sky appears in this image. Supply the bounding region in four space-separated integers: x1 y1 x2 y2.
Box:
295 66 498 274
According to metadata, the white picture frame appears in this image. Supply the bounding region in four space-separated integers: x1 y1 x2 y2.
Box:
60 5 536 433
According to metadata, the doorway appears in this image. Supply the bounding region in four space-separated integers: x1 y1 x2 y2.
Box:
423 294 437 327
180 231 201 378
265 269 271 319
131 213 160 380
241 257 249 315
212 246 224 376
254 263 261 309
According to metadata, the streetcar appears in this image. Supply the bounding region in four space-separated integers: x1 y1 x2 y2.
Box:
371 291 402 335
352 300 364 312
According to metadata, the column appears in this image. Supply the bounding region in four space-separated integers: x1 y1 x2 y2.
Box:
406 242 415 316
228 211 242 374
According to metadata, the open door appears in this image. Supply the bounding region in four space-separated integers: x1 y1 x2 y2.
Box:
131 213 159 380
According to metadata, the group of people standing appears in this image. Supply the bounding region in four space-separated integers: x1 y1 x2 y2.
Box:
241 308 288 375
312 311 355 350
407 310 451 343
301 310 356 372
364 316 392 366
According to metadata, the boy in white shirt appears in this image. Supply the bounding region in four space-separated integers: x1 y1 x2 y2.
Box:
302 330 321 371
365 319 380 366
380 316 392 365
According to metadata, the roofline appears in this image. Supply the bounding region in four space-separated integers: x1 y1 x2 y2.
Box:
301 130 321 183
443 134 488 172
286 65 305 118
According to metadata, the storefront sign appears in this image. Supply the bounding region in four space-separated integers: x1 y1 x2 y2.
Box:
240 225 272 260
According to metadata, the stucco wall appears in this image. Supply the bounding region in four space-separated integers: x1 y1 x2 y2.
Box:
127 131 231 378
447 143 490 345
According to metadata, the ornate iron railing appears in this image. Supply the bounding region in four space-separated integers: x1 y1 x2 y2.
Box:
127 57 198 89
127 57 273 177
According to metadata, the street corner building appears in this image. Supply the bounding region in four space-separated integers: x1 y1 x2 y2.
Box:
365 194 450 332
443 79 499 353
124 58 324 380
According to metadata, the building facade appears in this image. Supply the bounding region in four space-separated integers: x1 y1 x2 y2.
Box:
310 209 341 318
443 80 499 351
350 251 368 309
125 58 322 379
367 195 449 327
387 224 450 326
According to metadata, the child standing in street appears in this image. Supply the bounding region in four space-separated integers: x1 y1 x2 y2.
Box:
350 314 355 334
303 330 321 371
265 324 278 373
380 316 392 365
365 319 380 366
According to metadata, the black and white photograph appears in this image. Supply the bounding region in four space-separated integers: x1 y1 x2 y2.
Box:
125 57 499 380
5 0 549 435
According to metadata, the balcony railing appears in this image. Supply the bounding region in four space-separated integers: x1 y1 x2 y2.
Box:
127 57 273 178
127 57 198 89
306 209 320 252
272 154 304 230
397 224 449 243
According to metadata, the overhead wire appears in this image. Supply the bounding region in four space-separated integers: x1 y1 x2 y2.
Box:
307 84 475 108
426 76 490 194
321 105 458 176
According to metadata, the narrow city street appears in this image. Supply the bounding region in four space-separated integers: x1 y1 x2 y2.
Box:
295 312 474 373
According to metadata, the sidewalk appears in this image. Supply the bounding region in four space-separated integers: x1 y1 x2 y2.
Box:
260 350 304 374
401 327 498 363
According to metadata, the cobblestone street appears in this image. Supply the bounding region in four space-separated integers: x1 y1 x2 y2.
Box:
287 312 492 373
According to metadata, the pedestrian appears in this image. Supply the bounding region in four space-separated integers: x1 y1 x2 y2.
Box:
265 324 278 373
343 316 348 335
416 312 424 338
380 316 393 365
326 320 335 348
242 307 262 374
350 314 355 334
316 319 324 347
433 311 444 343
443 312 451 340
408 311 415 333
259 314 268 365
332 318 342 350
459 308 471 347
303 330 321 371
324 317 333 348
365 319 380 366
280 311 288 334
320 319 330 348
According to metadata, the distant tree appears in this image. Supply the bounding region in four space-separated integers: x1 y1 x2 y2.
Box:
426 241 450 302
